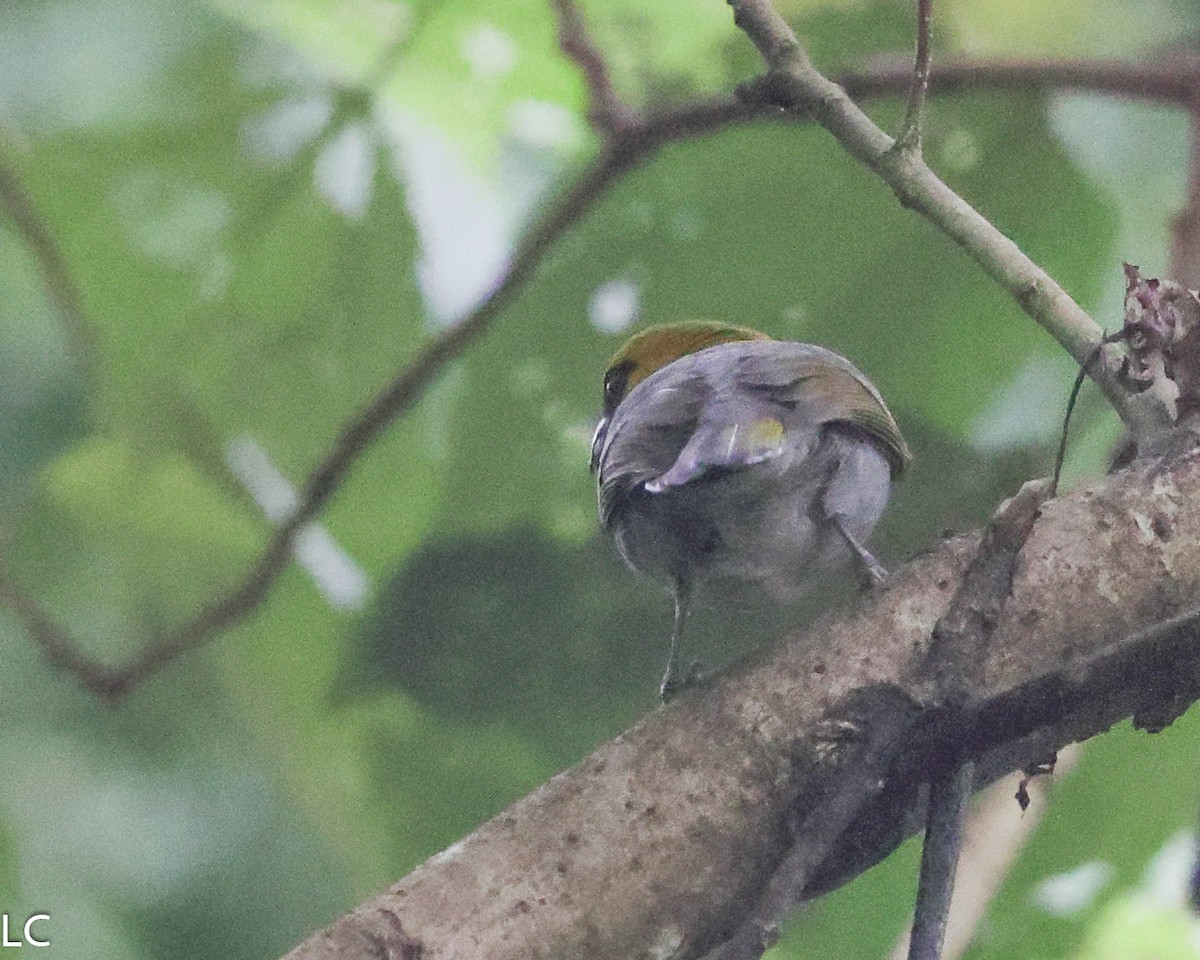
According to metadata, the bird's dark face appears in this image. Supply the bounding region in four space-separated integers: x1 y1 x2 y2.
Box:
589 322 770 474
601 359 635 420
589 359 633 472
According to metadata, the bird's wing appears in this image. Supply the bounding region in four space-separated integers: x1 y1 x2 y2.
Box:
642 394 787 491
601 347 797 496
733 344 911 476
597 342 910 525
595 370 707 526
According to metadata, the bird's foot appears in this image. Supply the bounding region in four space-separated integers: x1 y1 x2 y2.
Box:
659 659 710 703
855 553 888 591
831 513 887 591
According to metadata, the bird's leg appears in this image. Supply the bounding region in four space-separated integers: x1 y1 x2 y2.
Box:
831 513 887 589
660 579 693 702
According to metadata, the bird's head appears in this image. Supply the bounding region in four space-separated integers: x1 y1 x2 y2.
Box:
590 322 770 472
599 321 771 418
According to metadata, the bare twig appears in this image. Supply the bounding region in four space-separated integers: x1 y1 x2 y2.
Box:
0 560 119 688
1052 330 1127 496
0 144 95 377
889 746 1084 960
551 0 637 137
895 0 934 152
843 56 1200 105
907 762 972 960
1170 98 1200 288
725 0 1168 437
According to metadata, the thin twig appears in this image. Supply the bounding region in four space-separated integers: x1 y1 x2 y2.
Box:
888 746 1083 960
1051 331 1125 496
907 762 972 960
0 143 96 377
895 0 933 152
1051 362 1093 498
551 0 637 137
0 560 119 690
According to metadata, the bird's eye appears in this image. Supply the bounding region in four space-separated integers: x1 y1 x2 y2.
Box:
604 373 620 404
602 362 633 415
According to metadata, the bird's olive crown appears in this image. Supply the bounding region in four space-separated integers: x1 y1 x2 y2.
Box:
600 321 770 416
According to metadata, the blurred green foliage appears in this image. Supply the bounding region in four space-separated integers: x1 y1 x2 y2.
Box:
0 0 1198 957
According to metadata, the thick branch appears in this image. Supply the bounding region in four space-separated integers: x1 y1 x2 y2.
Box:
279 447 1200 960
715 685 923 960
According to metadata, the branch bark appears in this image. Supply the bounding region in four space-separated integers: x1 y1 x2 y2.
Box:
279 447 1200 960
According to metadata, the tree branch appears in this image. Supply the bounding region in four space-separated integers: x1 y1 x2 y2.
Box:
551 0 637 137
276 446 1200 960
907 762 972 960
842 55 1200 105
727 0 1168 436
4 34 1198 694
0 142 96 377
888 745 1084 960
895 0 934 152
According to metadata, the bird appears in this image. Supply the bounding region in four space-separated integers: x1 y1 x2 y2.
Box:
589 321 910 700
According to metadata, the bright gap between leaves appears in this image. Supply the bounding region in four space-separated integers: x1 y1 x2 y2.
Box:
225 435 369 611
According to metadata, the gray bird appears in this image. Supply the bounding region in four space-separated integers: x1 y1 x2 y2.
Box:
590 321 910 700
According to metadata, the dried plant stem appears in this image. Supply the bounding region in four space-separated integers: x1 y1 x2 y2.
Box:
895 0 934 152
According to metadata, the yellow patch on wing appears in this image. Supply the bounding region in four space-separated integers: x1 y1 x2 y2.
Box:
741 416 785 460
